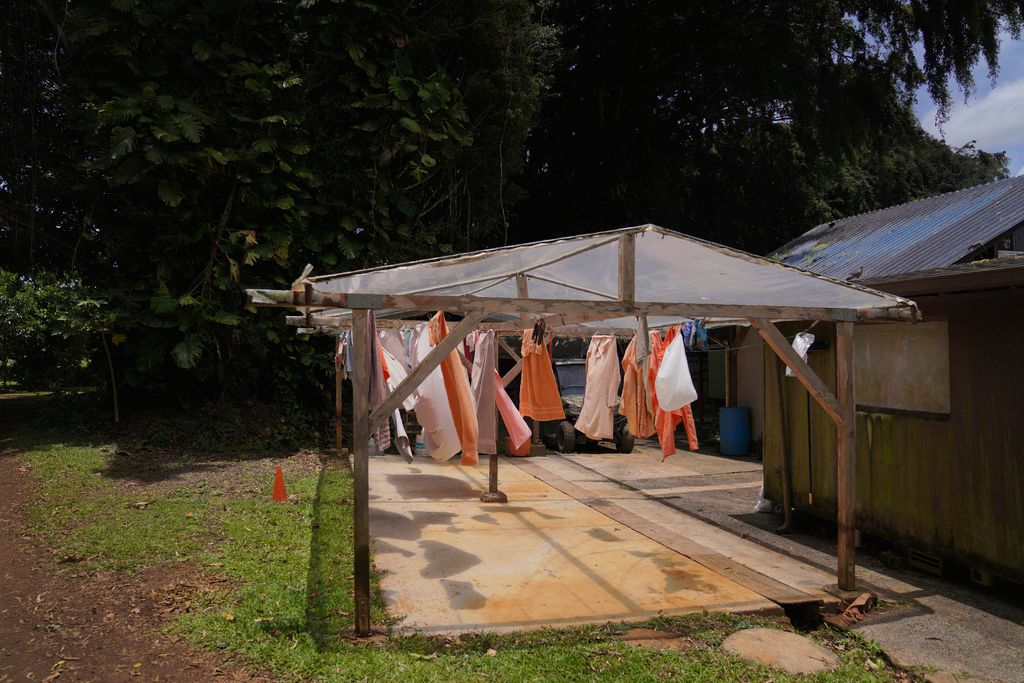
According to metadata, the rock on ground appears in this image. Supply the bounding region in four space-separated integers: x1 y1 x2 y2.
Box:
720 627 839 675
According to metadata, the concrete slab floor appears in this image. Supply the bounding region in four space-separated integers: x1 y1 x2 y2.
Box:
559 444 1024 683
367 454 778 634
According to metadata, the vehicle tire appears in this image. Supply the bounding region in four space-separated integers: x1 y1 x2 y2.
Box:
615 428 635 454
556 420 576 453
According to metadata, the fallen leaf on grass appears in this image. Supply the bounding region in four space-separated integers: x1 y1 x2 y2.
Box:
127 501 151 510
410 653 437 661
221 612 235 622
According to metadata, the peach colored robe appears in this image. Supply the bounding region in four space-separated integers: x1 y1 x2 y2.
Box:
574 335 620 440
649 327 699 460
428 312 479 466
620 335 656 438
518 332 566 422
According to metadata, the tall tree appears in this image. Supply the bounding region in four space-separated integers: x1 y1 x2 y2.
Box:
517 0 1020 253
1 0 553 404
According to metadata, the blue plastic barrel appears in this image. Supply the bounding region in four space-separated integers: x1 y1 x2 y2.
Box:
719 406 751 456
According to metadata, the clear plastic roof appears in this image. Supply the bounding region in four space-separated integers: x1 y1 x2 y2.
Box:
301 226 914 324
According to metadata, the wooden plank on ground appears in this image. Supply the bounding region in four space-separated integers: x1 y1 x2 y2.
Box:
508 457 820 607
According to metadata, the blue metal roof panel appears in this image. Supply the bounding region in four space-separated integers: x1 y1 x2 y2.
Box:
772 175 1024 280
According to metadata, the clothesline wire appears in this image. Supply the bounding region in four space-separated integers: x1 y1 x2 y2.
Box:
343 320 821 355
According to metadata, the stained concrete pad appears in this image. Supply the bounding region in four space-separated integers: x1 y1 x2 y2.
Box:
368 454 778 633
721 628 839 674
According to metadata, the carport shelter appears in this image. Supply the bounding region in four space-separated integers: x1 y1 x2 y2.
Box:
247 224 919 635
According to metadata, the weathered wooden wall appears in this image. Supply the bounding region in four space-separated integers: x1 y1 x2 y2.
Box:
763 288 1024 581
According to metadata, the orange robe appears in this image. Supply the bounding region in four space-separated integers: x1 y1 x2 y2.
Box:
518 331 565 421
428 312 479 466
649 327 699 460
620 335 656 438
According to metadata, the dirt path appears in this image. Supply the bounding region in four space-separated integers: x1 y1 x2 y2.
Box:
0 416 263 681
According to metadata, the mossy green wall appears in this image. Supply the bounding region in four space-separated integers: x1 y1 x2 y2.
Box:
763 289 1024 580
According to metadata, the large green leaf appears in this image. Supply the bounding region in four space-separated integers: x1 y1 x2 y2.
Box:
171 335 203 369
157 179 183 207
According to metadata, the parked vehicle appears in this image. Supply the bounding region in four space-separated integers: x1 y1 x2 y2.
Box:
541 359 634 454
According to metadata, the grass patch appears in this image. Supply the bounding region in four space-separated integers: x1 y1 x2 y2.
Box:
11 410 908 682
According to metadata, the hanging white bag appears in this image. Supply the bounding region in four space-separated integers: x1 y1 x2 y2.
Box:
785 332 815 377
655 333 698 411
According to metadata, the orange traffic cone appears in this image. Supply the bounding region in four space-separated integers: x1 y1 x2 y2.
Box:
272 465 287 503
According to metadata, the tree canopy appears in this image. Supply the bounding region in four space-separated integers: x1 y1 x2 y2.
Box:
1 0 1020 409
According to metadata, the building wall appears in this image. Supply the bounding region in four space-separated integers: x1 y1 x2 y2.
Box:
763 288 1024 581
735 327 765 443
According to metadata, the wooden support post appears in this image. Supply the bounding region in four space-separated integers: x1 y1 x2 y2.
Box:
501 359 523 388
335 337 346 453
836 321 857 590
516 274 529 327
750 318 843 425
369 312 487 432
618 232 635 303
481 340 508 503
351 309 371 636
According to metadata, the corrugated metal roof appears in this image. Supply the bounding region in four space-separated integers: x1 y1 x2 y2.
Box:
772 175 1024 281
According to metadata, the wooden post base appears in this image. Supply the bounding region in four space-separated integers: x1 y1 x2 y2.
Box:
479 490 508 503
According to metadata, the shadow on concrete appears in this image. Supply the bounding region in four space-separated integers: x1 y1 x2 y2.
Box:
385 473 478 499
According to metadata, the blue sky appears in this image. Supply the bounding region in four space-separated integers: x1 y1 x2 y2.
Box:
914 32 1024 176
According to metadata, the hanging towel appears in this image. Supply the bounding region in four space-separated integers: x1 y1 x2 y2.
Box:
648 327 699 459
574 335 620 440
494 370 531 451
410 322 461 461
379 329 407 369
387 409 411 462
366 312 391 453
341 331 355 374
518 330 565 422
335 336 347 380
382 347 416 411
470 330 497 455
428 312 479 466
620 334 655 438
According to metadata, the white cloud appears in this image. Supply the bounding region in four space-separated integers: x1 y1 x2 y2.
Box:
920 77 1024 151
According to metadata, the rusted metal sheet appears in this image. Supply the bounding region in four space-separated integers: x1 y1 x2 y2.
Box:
763 288 1024 581
773 176 1024 281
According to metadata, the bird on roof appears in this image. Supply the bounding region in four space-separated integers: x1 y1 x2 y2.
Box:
847 266 863 280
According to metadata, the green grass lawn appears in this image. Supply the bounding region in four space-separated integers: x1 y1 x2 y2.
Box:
11 417 910 682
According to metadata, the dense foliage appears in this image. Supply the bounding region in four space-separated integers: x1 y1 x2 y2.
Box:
1 0 1021 412
515 1 1017 252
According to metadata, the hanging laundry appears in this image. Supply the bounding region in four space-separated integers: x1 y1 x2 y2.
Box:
518 329 565 422
379 329 407 369
692 318 709 351
428 312 479 466
620 334 655 438
494 370 531 452
574 335 620 440
636 316 650 365
381 348 416 411
335 336 347 380
648 327 699 459
366 312 391 454
400 326 415 369
470 330 497 454
410 322 461 461
390 407 412 462
341 331 355 374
